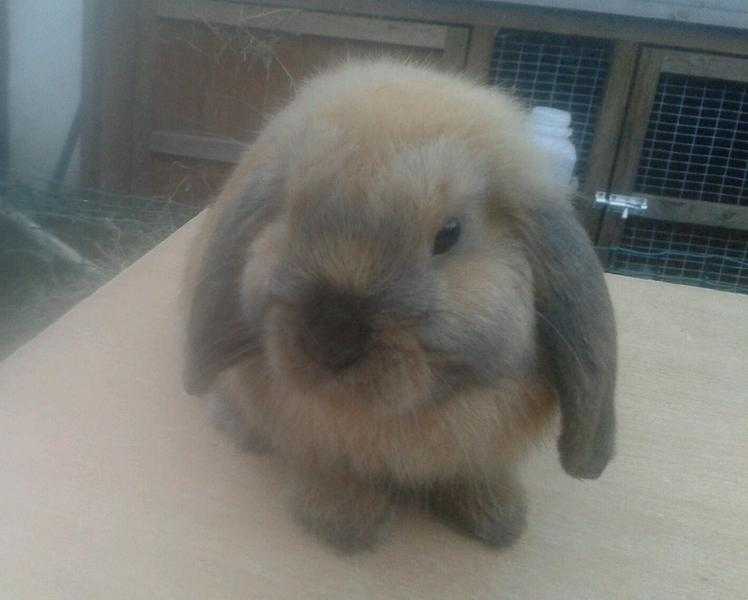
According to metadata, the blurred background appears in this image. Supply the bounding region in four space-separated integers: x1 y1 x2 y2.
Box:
1 0 747 360
1 0 198 358
8 1 82 181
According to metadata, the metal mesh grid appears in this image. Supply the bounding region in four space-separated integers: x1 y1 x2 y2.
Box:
635 73 748 205
608 216 748 293
489 30 612 181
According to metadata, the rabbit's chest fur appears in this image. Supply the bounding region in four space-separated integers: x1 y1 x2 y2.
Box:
223 363 554 485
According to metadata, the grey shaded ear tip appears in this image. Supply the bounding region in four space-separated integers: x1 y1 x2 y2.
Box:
560 454 611 480
559 437 615 480
182 364 215 397
183 376 205 397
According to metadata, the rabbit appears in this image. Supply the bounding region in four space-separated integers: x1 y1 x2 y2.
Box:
182 59 617 552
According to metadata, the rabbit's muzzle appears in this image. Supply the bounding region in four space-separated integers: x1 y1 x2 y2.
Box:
299 288 374 372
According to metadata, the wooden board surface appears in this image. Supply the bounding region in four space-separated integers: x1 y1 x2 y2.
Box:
1 217 747 599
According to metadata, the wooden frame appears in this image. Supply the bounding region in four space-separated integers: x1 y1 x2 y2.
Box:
86 0 470 192
596 47 663 255
0 0 8 178
662 50 748 84
149 131 246 164
464 26 498 82
477 0 748 31
131 1 158 193
81 0 748 216
156 0 457 51
248 0 748 56
580 41 639 236
155 0 470 71
598 47 748 259
442 27 471 71
81 0 153 193
633 195 748 230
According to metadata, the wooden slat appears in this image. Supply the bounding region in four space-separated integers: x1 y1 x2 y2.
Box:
150 131 247 164
639 195 748 231
0 0 9 177
156 0 452 50
477 0 748 31
441 26 470 71
463 26 498 82
611 50 664 187
80 0 105 188
80 0 141 192
661 49 748 83
598 47 666 261
598 195 748 263
246 0 748 57
132 0 158 195
582 41 639 237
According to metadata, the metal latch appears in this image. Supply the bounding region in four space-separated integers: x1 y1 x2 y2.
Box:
595 192 648 219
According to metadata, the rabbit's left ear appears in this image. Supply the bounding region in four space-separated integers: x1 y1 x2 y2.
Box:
183 163 280 396
519 204 617 479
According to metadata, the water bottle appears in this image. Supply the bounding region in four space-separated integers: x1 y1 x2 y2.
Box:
530 107 577 187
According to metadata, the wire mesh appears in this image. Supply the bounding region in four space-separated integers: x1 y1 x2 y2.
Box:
0 176 200 358
489 30 612 182
635 73 748 206
608 216 748 294
619 71 748 293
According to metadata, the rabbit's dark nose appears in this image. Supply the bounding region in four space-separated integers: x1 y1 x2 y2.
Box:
300 289 372 372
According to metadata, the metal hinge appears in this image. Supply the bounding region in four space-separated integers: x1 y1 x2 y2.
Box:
595 192 649 219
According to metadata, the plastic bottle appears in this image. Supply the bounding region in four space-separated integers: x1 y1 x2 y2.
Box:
530 106 577 187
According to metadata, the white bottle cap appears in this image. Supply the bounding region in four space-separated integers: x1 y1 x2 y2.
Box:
531 106 572 129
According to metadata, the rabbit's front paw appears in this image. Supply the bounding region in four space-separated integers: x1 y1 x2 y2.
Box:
293 474 394 553
431 475 527 548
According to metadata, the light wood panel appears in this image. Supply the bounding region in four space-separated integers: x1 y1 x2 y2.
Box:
1 217 746 598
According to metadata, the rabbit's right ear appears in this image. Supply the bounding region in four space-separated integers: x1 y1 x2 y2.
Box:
516 202 617 479
183 161 280 396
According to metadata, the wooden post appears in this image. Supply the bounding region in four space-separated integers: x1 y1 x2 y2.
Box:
80 0 142 192
464 26 497 83
0 0 9 178
581 41 639 239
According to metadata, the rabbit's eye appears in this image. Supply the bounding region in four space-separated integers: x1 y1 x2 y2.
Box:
433 218 461 255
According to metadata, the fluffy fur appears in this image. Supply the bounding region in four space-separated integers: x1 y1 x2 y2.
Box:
183 59 617 551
